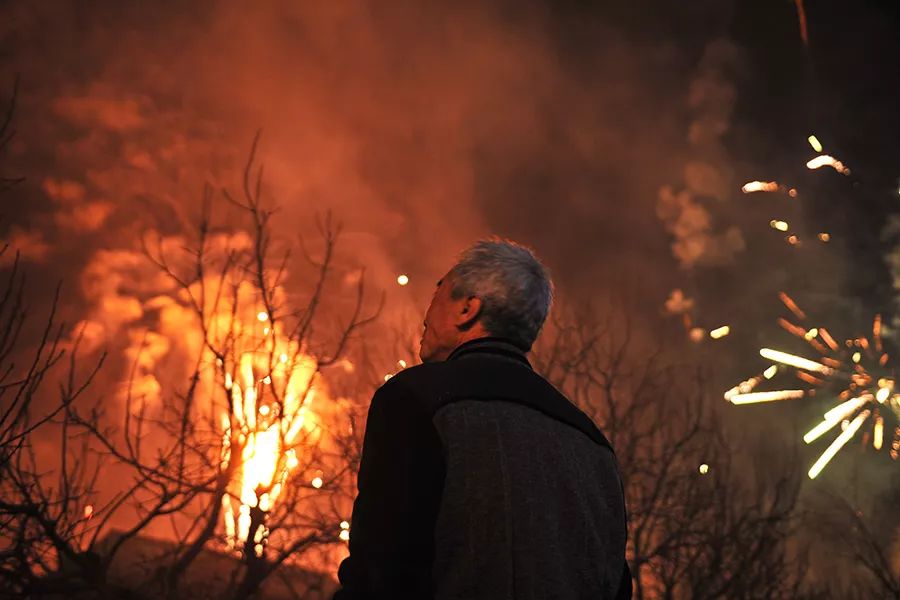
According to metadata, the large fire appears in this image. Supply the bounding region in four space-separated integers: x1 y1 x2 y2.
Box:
181 263 335 556
220 336 322 555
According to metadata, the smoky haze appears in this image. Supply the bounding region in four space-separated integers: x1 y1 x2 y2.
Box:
0 0 739 326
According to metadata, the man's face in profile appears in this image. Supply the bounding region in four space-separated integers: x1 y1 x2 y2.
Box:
419 273 458 363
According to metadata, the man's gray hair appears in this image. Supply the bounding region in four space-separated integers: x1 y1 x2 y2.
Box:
449 238 553 350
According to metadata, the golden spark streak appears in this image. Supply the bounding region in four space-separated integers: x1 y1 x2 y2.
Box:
770 220 790 232
823 396 869 422
710 325 731 339
808 410 870 479
764 365 778 379
806 155 850 175
805 397 868 443
730 390 805 404
804 419 841 445
807 134 822 152
874 416 884 450
760 348 833 375
742 181 779 193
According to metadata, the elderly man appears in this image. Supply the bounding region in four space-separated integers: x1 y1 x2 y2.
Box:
334 239 630 600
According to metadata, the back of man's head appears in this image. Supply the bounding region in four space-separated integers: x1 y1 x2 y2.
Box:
449 239 553 351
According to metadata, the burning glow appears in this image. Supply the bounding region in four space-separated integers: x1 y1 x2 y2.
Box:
83 505 94 520
808 410 870 479
807 135 822 153
818 233 831 242
742 181 779 193
729 389 805 404
220 336 322 554
257 311 269 322
770 220 789 232
806 155 850 175
698 463 709 475
874 416 884 450
764 365 778 379
397 274 409 286
710 325 730 339
760 348 833 375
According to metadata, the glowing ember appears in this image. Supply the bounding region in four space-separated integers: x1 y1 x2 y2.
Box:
874 416 884 450
818 232 831 242
807 134 822 153
397 274 409 286
698 463 709 475
742 181 780 193
770 220 790 232
710 325 730 339
806 154 850 175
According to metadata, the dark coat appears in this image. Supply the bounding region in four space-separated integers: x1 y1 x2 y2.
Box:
333 337 631 600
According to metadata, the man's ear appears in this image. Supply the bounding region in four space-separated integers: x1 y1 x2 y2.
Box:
456 296 483 329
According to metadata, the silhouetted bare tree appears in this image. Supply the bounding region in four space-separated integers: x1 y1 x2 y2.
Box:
1 136 381 599
533 305 806 599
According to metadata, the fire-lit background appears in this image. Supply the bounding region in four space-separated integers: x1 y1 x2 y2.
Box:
2 0 900 598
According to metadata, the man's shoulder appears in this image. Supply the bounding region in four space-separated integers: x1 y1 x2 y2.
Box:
376 356 556 416
374 361 455 412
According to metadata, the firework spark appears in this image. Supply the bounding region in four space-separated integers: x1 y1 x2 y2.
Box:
806 155 851 175
742 181 780 193
727 294 899 479
807 134 822 153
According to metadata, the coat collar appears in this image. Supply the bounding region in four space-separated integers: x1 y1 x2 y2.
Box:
446 337 532 368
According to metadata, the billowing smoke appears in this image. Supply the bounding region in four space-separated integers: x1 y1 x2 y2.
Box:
656 39 744 269
0 1 741 403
